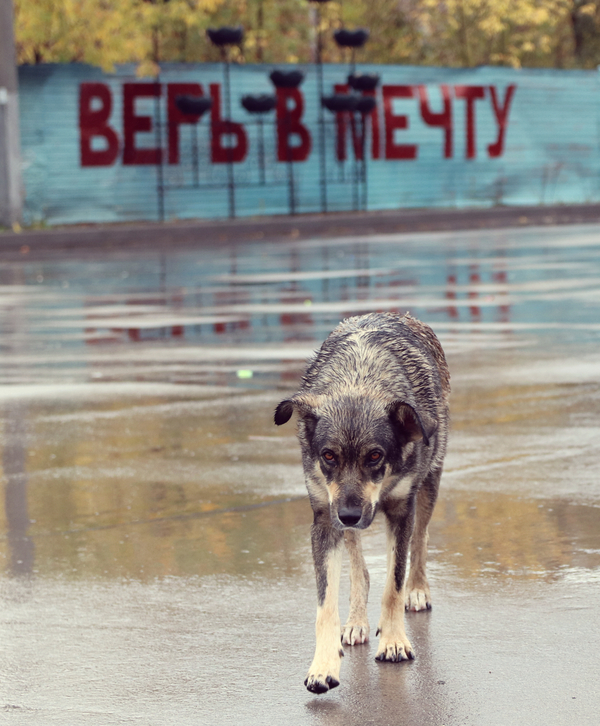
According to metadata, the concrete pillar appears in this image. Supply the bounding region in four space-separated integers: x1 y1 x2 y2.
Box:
0 0 23 228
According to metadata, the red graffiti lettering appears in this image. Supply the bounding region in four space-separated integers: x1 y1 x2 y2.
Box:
418 85 452 158
488 85 516 158
167 83 205 165
209 84 248 164
276 88 311 162
79 83 119 167
454 85 485 159
122 83 162 165
382 85 417 160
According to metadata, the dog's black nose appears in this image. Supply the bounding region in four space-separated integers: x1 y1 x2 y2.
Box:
338 506 362 527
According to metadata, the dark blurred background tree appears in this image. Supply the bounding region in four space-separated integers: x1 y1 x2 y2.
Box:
14 0 600 73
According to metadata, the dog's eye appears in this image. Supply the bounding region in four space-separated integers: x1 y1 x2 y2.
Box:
322 451 336 463
368 451 383 463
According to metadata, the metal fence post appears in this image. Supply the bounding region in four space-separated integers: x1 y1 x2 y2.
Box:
0 0 23 228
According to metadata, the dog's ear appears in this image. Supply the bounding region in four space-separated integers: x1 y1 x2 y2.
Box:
274 399 294 426
274 395 322 426
388 401 437 446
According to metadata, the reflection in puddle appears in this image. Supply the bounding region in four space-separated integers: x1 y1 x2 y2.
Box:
0 225 600 593
430 492 600 584
1 389 599 588
4 471 600 588
0 225 600 390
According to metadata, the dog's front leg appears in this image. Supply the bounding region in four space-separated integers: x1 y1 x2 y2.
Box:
376 507 415 662
341 529 370 645
406 468 441 611
305 512 344 694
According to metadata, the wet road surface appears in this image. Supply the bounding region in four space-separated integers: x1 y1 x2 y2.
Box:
1 224 600 724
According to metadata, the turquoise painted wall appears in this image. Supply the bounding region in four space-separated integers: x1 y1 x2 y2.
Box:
18 63 600 225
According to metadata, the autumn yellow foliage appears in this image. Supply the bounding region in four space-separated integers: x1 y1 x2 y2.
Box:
13 0 600 74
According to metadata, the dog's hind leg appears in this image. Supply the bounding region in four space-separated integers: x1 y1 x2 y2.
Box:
406 467 441 612
341 529 370 646
375 506 415 662
305 513 344 694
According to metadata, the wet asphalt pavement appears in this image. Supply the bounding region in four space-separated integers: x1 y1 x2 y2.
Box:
1 224 600 724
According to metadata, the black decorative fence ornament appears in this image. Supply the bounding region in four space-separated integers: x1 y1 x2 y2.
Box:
269 70 304 89
355 96 377 115
207 26 245 218
321 94 359 113
321 93 360 210
333 29 369 48
270 69 306 215
348 73 380 92
173 95 213 189
325 29 378 210
322 60 379 212
355 94 377 210
174 96 213 116
334 28 369 75
240 95 277 113
240 94 276 185
308 0 332 213
206 26 244 47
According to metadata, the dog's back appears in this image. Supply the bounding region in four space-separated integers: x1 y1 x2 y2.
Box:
304 311 450 397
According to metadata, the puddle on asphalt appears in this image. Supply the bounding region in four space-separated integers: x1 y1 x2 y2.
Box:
1 375 599 588
1 225 600 597
3 469 600 587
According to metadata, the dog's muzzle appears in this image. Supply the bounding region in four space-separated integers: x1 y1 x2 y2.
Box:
338 505 362 527
333 501 376 530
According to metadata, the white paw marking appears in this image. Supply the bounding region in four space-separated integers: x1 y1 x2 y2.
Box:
304 650 343 694
405 587 431 612
375 632 415 662
341 621 370 646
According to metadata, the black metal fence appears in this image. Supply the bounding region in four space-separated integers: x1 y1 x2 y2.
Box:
155 17 379 221
155 110 374 220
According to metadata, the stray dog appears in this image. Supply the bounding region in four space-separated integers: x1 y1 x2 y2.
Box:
275 312 450 694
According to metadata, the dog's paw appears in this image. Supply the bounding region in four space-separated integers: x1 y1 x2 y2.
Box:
304 649 343 694
375 631 415 662
341 619 370 646
405 586 431 612
304 672 340 694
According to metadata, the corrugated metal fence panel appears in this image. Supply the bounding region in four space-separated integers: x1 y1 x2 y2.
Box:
18 63 600 225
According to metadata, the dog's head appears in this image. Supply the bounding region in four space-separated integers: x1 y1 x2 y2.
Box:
275 393 436 530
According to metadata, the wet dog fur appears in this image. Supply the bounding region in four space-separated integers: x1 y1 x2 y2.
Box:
275 312 450 694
